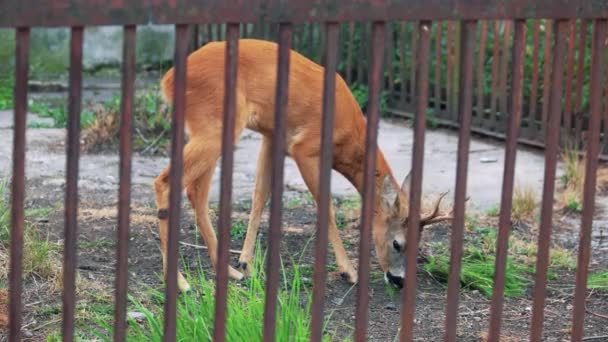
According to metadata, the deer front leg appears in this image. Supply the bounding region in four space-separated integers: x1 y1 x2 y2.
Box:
154 170 192 293
293 154 358 284
237 137 272 275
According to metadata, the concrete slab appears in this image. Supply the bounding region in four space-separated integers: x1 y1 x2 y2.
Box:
0 110 556 212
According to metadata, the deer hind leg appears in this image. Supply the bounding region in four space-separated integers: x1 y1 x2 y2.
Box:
154 131 244 292
292 152 358 284
187 170 244 281
236 136 272 275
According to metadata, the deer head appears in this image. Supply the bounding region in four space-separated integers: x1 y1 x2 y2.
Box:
373 172 457 289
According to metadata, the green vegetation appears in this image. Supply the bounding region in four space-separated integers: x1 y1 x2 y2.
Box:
485 204 499 217
349 82 390 116
93 249 336 341
230 219 247 240
0 179 60 280
81 86 172 153
423 224 576 298
588 271 608 292
0 77 13 110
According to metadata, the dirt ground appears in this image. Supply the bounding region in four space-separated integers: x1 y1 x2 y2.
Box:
0 108 607 341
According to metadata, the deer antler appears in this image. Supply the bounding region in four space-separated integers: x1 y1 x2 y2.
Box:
418 192 470 231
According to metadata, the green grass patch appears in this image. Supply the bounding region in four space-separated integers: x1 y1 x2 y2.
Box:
230 219 247 240
0 179 60 279
0 77 13 110
424 248 531 298
92 247 337 341
588 271 608 292
423 223 576 298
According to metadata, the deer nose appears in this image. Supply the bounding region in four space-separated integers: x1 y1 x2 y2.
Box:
386 271 404 289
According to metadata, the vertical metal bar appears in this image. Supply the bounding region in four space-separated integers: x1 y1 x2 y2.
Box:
541 20 554 135
452 22 462 119
476 21 488 120
262 23 292 342
162 24 189 342
529 21 541 132
490 21 501 129
435 22 443 110
113 25 136 342
574 20 589 147
486 20 527 342
410 21 419 101
308 23 315 60
357 23 367 85
354 21 385 342
443 20 477 342
346 22 355 85
8 27 29 342
446 21 453 117
62 26 83 342
386 22 394 92
400 22 408 104
564 20 577 134
499 21 512 117
213 23 240 342
529 20 569 342
570 18 606 342
399 20 432 342
310 22 339 342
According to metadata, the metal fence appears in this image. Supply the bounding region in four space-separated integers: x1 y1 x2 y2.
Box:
201 18 607 156
2 1 607 341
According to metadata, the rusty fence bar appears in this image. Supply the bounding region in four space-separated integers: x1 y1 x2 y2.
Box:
487 19 527 342
8 26 29 342
540 20 554 135
489 21 501 130
443 19 477 342
3 2 608 342
113 24 136 342
570 18 607 342
262 22 292 342
574 20 588 146
62 26 83 342
310 22 339 342
530 19 569 342
498 21 511 120
400 20 431 342
213 23 240 342
354 21 385 342
563 19 577 135
163 23 189 342
434 22 442 110
475 20 487 124
528 20 541 135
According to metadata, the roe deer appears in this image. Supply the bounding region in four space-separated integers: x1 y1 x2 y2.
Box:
154 39 454 292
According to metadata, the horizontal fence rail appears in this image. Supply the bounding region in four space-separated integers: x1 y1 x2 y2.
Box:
4 1 607 342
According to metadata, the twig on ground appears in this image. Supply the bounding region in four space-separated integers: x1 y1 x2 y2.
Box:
582 335 608 341
586 308 608 320
149 231 241 254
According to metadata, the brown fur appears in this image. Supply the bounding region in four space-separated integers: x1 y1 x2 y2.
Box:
154 39 410 291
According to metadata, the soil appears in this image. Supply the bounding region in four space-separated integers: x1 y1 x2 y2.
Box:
0 110 606 341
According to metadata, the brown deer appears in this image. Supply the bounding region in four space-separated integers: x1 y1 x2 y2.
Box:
154 39 454 292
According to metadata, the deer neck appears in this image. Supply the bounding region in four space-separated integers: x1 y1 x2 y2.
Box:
334 143 394 207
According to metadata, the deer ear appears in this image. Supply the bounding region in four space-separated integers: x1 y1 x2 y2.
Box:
400 170 411 199
381 174 400 213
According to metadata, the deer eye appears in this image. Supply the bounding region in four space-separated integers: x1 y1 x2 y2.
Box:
393 240 401 252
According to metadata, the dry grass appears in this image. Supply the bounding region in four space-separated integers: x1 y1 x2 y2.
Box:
479 331 520 342
81 104 119 152
511 183 537 222
557 144 608 212
78 206 157 227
